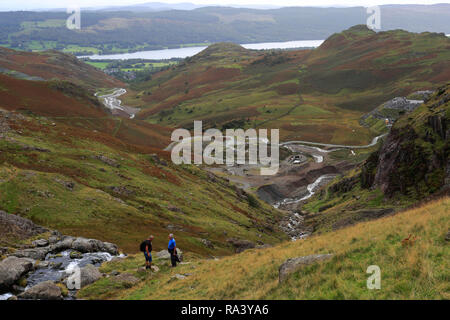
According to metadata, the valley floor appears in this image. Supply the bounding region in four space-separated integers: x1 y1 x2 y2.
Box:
79 197 449 300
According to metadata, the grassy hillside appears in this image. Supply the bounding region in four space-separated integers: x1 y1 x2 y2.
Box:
78 197 449 300
0 47 122 90
0 106 287 254
126 26 450 145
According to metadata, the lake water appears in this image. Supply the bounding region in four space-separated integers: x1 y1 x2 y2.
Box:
81 39 324 60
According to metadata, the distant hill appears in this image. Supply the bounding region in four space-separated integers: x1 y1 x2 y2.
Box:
92 2 204 12
126 26 450 145
0 47 122 90
0 4 448 55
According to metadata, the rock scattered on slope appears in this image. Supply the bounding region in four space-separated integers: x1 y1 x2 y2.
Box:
0 210 48 243
279 254 334 283
169 273 191 281
113 273 139 286
201 239 214 249
93 154 120 168
151 265 160 272
227 238 255 253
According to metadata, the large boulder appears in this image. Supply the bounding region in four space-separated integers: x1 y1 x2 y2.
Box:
279 254 334 283
66 264 102 290
49 236 75 252
156 249 182 260
0 256 34 290
18 281 62 300
98 242 119 256
70 238 118 255
80 264 102 288
71 238 101 253
10 247 50 260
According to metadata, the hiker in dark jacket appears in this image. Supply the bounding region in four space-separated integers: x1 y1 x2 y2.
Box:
142 235 154 270
168 233 178 267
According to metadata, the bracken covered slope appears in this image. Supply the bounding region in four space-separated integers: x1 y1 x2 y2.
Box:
0 47 123 90
0 106 287 254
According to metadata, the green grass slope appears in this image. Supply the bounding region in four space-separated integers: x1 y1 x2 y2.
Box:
78 196 449 300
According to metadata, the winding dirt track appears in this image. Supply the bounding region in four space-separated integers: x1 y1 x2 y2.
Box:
280 133 387 150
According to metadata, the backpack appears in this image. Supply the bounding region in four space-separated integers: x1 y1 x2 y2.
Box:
140 240 151 252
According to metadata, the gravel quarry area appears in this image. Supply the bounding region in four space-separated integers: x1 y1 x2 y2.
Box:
203 134 387 240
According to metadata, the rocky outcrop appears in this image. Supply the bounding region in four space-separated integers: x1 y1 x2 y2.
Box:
18 281 62 300
279 254 334 283
0 210 120 298
11 247 51 260
257 184 285 204
328 176 359 194
10 236 118 260
93 154 120 168
0 211 48 243
362 84 449 198
71 237 118 255
427 115 447 140
0 257 34 291
109 185 136 197
383 97 423 112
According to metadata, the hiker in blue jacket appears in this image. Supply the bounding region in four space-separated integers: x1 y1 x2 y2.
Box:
168 233 178 267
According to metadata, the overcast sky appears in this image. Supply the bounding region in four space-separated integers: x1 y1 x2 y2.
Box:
1 0 448 11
